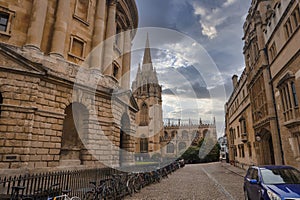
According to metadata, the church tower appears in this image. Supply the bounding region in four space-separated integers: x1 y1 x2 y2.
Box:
132 34 163 160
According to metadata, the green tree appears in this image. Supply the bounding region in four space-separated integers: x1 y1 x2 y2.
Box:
180 138 220 163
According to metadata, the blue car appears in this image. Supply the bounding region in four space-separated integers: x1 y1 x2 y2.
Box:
244 165 300 200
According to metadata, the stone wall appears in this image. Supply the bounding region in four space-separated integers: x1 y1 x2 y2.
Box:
0 44 137 173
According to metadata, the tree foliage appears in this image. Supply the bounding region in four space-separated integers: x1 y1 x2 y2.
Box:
180 138 220 164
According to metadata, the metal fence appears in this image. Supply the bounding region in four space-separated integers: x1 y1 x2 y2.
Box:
0 167 119 199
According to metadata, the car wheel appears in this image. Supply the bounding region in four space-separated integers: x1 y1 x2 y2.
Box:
244 189 250 200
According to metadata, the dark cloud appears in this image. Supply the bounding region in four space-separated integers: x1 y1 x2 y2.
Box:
158 65 210 99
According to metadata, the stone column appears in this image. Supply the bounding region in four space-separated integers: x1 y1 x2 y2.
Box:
50 0 70 58
25 0 48 51
103 1 117 76
116 30 124 80
121 30 132 89
90 0 107 69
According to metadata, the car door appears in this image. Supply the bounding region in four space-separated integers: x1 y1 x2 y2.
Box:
248 169 262 200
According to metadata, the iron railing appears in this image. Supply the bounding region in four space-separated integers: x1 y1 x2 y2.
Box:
0 167 119 199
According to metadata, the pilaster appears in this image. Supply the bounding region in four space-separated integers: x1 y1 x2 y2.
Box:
50 0 70 59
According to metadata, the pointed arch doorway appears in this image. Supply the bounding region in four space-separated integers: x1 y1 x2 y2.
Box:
257 129 275 165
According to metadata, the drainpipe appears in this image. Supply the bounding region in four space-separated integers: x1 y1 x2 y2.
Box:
263 47 285 165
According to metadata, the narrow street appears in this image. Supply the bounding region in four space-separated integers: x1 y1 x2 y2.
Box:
125 162 246 200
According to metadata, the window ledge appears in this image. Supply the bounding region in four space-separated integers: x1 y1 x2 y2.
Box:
68 52 84 61
283 119 300 128
73 14 89 26
0 31 11 37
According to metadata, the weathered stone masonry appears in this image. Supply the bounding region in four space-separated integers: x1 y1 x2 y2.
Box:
0 44 137 171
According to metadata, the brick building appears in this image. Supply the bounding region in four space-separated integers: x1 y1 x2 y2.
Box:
0 0 138 173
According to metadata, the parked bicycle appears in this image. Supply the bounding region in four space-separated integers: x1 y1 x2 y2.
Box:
83 180 114 200
47 189 80 200
10 186 33 200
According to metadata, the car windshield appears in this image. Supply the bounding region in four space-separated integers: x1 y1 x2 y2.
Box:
261 168 300 184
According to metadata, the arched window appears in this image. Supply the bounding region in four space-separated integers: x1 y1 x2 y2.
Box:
140 135 148 153
182 130 188 139
164 131 169 139
167 143 174 153
140 102 149 126
178 142 186 152
203 129 209 138
171 131 176 138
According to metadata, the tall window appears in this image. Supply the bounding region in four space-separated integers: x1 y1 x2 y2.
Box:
74 0 90 24
239 117 247 134
284 18 293 39
140 102 149 126
140 137 148 153
113 63 119 78
0 8 14 36
182 130 188 139
292 5 300 29
0 12 9 32
167 143 174 154
248 143 252 157
269 42 277 61
291 82 299 107
278 75 298 121
178 142 186 152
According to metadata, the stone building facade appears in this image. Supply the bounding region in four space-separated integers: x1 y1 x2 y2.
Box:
226 0 300 169
225 71 257 168
265 0 300 168
161 119 217 159
0 0 139 173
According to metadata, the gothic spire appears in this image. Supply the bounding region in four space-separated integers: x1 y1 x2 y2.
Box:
142 33 153 67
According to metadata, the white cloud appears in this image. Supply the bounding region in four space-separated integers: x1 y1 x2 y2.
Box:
191 0 240 39
201 24 218 39
223 0 237 8
192 3 227 39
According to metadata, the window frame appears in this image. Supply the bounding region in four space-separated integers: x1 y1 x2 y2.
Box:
277 73 299 122
73 0 90 26
68 35 86 62
0 6 15 36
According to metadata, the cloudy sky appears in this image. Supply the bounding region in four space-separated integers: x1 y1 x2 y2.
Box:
129 0 251 137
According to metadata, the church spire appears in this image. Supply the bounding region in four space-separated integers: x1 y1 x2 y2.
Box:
142 33 153 66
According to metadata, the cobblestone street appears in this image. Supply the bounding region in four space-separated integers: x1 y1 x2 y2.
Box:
125 162 246 200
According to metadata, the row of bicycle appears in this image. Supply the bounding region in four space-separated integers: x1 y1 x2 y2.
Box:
8 184 80 200
8 160 185 200
84 160 184 199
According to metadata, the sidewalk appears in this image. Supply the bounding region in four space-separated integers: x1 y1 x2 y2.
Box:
220 162 246 177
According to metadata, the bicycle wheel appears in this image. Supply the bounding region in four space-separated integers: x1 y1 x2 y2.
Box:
83 191 96 200
70 197 81 200
126 179 133 197
133 178 142 193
